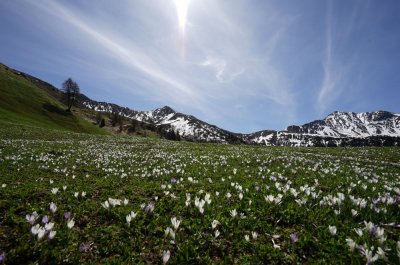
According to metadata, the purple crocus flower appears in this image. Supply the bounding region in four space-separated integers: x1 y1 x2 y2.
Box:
290 233 298 243
0 252 5 263
170 178 177 183
372 198 379 205
145 203 155 213
370 226 377 236
255 186 260 192
79 242 93 253
42 216 49 224
64 212 71 219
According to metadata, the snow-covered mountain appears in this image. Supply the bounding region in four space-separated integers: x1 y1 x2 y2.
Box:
79 96 243 143
286 111 400 138
134 106 244 143
79 95 400 146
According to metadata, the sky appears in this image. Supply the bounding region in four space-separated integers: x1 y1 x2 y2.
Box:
1 0 400 133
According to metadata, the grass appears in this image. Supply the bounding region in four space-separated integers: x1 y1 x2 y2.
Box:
0 122 399 264
0 64 107 135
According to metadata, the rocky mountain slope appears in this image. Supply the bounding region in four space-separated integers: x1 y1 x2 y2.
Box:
287 111 400 138
81 97 243 144
79 95 400 146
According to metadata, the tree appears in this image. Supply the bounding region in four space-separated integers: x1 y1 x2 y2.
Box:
95 112 102 125
95 112 105 128
110 112 122 127
99 118 105 128
62 78 80 112
129 119 139 133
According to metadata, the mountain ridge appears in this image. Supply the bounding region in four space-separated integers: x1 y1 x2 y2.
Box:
79 95 400 146
1 62 399 146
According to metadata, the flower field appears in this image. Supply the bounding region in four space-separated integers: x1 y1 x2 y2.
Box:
0 124 399 264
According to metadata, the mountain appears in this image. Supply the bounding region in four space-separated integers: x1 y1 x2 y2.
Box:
79 95 400 146
81 98 244 144
1 62 399 146
287 111 400 137
247 111 400 147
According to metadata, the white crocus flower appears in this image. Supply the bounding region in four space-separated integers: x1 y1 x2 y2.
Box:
48 230 57 239
351 209 358 217
377 247 387 261
346 238 356 252
364 249 379 264
328 225 337 235
162 250 171 265
265 195 274 203
31 224 40 235
101 200 110 209
45 222 54 231
49 202 57 213
126 214 132 225
171 217 181 230
37 227 46 240
204 193 212 204
26 211 39 224
67 218 75 229
354 228 363 237
230 209 237 218
130 211 137 219
211 220 220 229
164 227 175 240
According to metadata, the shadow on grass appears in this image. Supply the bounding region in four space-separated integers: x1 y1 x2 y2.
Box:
42 103 71 116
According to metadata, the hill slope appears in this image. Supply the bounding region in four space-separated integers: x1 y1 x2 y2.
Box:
0 63 106 135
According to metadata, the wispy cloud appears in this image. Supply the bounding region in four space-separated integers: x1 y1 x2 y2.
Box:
317 1 342 113
4 0 301 130
200 55 244 83
29 1 202 103
317 1 359 113
2 0 399 131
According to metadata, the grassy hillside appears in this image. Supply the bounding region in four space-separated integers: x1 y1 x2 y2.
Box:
0 63 107 135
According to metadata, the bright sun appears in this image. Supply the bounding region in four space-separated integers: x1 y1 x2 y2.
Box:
174 0 190 33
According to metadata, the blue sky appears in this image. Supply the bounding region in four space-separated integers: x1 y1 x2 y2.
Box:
1 0 400 132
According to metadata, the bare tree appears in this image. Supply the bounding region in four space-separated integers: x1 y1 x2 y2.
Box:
62 78 80 111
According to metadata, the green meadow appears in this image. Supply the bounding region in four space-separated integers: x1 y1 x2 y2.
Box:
1 121 399 264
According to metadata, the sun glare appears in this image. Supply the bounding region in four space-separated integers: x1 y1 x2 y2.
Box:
174 0 190 33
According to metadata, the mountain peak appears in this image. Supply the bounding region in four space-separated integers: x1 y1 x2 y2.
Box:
152 106 175 117
159 106 175 113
